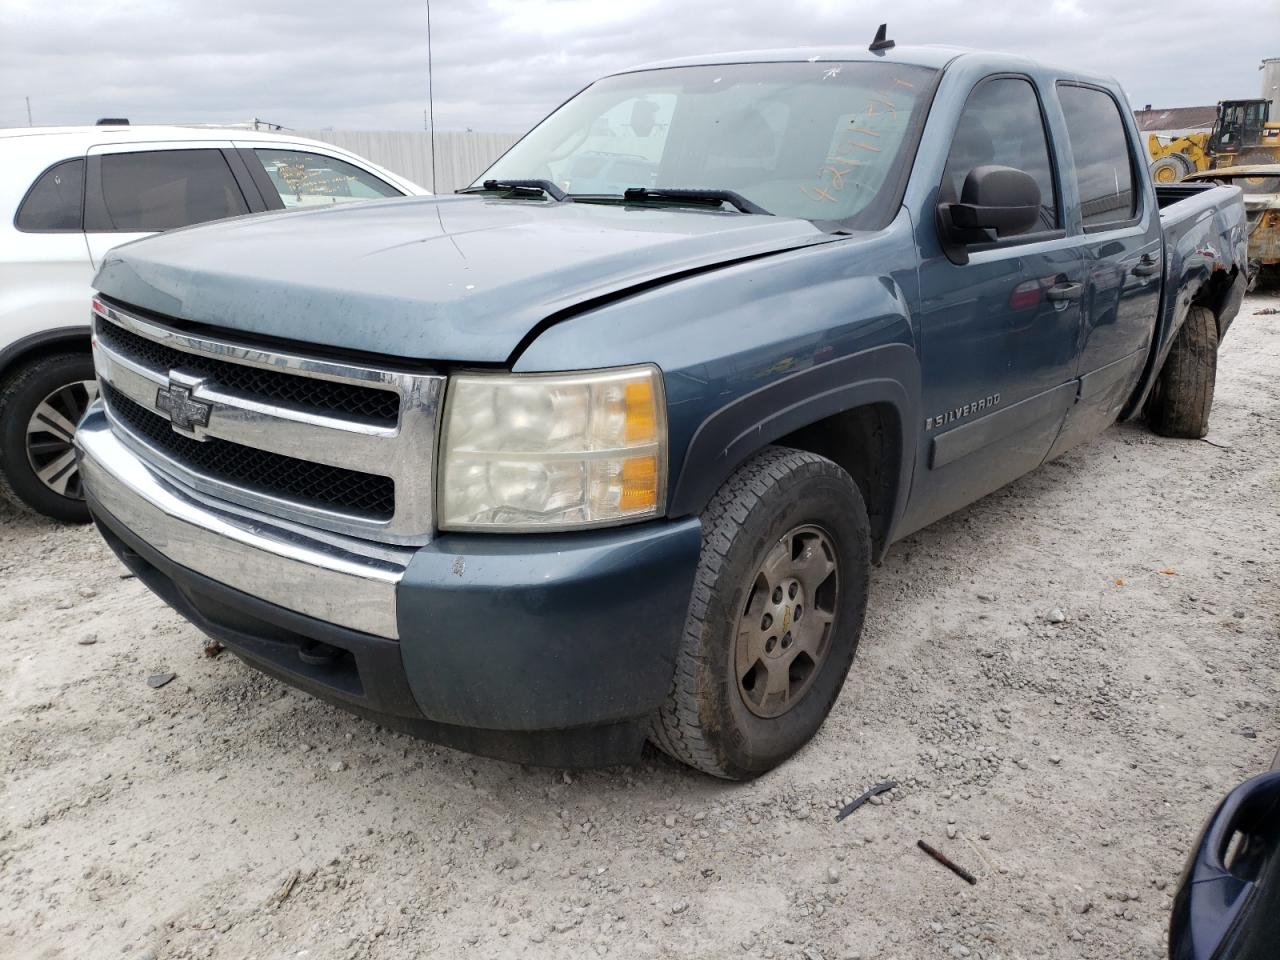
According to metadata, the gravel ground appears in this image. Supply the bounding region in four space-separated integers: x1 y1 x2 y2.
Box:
2 292 1277 960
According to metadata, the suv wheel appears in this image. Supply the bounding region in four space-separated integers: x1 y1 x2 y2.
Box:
650 446 870 779
0 353 97 522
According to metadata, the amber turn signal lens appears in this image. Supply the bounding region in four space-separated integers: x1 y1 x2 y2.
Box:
619 455 658 511
624 380 657 443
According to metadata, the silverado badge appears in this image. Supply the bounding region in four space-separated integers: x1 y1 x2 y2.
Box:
925 394 1000 431
155 377 213 436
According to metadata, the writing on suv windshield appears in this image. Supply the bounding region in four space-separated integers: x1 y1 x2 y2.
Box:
479 60 938 226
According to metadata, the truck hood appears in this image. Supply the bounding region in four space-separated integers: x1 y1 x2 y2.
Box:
94 195 840 364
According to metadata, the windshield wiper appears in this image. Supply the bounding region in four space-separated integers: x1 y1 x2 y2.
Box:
621 187 771 216
457 179 571 202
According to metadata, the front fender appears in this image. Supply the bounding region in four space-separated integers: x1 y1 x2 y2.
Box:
513 216 923 537
668 342 918 522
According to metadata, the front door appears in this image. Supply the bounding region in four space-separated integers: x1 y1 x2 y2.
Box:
903 74 1086 534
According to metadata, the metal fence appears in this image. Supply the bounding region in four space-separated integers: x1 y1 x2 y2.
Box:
294 129 522 193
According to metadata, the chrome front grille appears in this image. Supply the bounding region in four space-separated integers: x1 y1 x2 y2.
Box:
90 299 444 545
102 384 397 518
95 319 403 424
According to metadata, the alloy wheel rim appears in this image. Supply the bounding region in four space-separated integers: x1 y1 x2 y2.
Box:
734 523 840 719
25 379 98 500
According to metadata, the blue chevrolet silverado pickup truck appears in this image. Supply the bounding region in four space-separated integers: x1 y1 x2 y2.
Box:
75 44 1247 779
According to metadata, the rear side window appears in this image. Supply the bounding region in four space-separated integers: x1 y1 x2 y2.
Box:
87 149 249 232
1057 85 1138 228
250 149 401 208
16 159 85 232
941 77 1059 232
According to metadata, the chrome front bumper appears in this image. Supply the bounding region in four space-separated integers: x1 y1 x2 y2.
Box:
76 403 411 639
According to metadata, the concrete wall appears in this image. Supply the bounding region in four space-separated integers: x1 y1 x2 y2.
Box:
295 130 522 193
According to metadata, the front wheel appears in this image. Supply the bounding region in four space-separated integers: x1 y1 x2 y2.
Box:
0 353 97 522
1150 153 1193 183
650 446 870 779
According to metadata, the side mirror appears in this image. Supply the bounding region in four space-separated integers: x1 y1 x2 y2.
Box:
938 164 1042 264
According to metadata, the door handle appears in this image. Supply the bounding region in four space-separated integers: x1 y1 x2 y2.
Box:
1046 281 1084 302
1132 255 1161 277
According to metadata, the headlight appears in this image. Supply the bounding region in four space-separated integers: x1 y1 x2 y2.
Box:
439 365 667 531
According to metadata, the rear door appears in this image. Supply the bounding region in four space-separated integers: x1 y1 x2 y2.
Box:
1045 83 1162 460
4 154 96 340
83 142 254 268
905 74 1087 532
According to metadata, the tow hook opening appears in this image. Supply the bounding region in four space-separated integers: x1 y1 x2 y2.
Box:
298 639 344 666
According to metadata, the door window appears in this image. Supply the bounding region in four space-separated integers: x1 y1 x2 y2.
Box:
15 158 85 232
87 149 249 232
250 149 401 208
941 77 1059 233
1057 84 1138 228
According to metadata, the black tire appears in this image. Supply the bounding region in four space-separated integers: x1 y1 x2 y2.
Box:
1150 153 1193 184
0 352 97 523
1145 305 1219 439
650 446 870 780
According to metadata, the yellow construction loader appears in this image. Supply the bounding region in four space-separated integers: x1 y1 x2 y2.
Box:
1148 132 1211 181
1147 98 1280 181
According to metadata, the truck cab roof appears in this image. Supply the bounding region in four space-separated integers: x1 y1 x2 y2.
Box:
622 44 1100 85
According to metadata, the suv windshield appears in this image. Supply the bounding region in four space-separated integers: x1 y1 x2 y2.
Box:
480 60 938 226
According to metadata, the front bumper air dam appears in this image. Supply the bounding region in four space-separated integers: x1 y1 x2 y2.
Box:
76 404 704 766
396 520 703 734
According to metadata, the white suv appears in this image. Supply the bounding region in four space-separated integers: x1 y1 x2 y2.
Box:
0 124 426 521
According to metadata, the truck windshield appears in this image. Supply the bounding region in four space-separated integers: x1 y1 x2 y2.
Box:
479 60 938 226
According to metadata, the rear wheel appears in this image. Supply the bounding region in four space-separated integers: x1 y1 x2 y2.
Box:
1145 305 1218 439
650 446 870 779
0 353 97 522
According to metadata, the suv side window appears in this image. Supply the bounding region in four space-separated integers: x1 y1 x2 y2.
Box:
86 149 249 232
1057 84 1138 228
250 149 401 208
15 159 85 232
941 77 1059 233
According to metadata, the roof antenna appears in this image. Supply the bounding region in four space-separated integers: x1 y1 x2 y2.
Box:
869 23 895 53
426 0 438 194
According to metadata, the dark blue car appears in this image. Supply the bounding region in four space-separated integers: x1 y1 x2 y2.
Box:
1171 752 1280 960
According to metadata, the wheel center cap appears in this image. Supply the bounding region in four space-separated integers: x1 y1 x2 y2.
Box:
734 523 841 720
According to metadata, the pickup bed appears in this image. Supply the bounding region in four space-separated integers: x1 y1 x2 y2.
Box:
76 44 1247 779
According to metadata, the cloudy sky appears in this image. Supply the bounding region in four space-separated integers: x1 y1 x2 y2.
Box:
1 0 1276 133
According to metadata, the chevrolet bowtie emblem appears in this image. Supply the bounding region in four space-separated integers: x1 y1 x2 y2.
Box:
155 378 213 435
